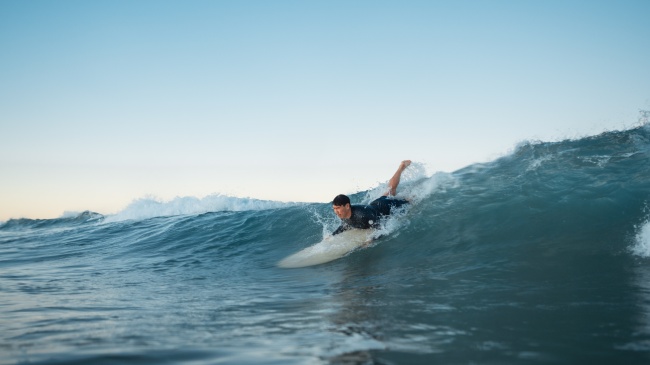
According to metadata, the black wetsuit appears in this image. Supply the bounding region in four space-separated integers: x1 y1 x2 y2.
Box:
332 196 409 235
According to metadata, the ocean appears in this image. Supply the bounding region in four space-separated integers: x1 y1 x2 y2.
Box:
2 124 650 364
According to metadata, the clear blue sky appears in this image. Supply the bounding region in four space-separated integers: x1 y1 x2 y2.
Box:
1 0 649 220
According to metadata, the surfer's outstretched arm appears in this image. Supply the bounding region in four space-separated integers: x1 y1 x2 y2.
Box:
384 160 411 196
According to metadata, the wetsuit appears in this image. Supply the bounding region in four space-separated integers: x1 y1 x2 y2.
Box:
332 196 409 235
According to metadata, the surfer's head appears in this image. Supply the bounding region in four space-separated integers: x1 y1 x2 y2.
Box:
332 194 352 219
332 194 350 207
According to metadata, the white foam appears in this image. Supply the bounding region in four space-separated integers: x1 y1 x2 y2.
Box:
360 162 454 204
632 219 650 258
59 211 83 219
405 172 457 204
105 194 297 223
526 154 554 171
357 165 456 240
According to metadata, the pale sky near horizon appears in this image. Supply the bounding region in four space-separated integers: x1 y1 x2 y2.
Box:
1 0 649 221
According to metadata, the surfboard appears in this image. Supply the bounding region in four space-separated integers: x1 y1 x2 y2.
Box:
278 229 372 268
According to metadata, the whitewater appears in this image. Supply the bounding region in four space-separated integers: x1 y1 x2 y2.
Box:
2 124 650 364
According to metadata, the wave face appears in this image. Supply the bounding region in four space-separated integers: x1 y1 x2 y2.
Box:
2 125 650 364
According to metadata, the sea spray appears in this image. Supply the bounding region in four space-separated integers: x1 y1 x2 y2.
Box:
104 193 298 223
632 206 650 258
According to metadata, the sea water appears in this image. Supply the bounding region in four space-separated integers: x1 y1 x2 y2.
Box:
2 124 650 364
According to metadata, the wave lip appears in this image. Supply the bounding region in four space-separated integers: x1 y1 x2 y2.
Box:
0 210 104 231
104 194 300 223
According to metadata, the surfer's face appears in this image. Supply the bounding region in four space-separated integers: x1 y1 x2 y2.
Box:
333 203 352 219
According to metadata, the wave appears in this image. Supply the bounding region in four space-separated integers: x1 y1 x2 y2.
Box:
3 122 650 365
0 210 104 231
3 124 649 264
0 195 298 231
103 194 300 223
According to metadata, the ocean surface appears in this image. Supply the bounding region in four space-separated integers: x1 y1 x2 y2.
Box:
2 124 650 364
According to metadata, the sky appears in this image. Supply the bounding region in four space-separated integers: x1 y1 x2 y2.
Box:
1 0 649 221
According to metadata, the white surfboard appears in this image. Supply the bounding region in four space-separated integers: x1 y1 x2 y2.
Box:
278 229 372 268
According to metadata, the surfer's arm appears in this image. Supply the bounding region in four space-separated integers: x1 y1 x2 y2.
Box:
384 160 411 197
332 224 348 236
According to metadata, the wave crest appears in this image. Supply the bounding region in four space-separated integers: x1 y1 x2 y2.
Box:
105 194 299 223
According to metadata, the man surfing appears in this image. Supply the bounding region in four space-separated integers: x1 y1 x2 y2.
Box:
331 160 411 236
278 160 413 268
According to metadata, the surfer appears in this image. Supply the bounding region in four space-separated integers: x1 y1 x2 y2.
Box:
331 160 411 236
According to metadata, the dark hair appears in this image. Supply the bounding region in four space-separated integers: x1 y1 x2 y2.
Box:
332 194 350 206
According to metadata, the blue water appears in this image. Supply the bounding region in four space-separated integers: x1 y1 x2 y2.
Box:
3 124 650 364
